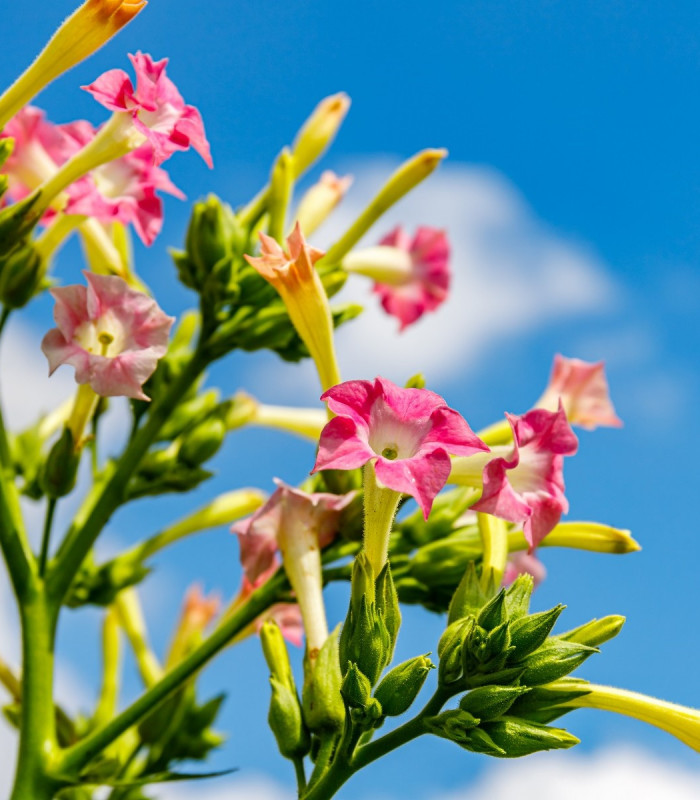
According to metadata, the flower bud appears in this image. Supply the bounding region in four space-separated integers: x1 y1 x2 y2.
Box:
302 629 345 734
447 562 488 624
374 654 434 717
0 240 44 308
178 417 226 467
556 615 625 648
477 588 508 631
459 685 530 721
341 662 372 709
376 562 401 662
438 617 473 686
425 709 481 744
508 605 565 661
503 573 534 620
0 192 41 257
291 93 351 177
269 677 311 759
260 620 296 690
481 716 580 757
517 639 598 686
350 697 383 730
40 426 80 498
295 171 352 235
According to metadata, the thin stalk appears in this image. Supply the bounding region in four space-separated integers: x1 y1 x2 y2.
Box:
293 756 307 795
306 735 336 790
38 497 57 577
56 570 287 776
47 351 209 606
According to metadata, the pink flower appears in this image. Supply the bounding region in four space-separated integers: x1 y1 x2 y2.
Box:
232 480 354 653
66 141 185 245
41 272 174 400
467 405 578 550
344 226 450 330
1 106 85 205
232 479 354 585
83 52 212 167
537 354 622 430
313 377 488 519
503 551 547 588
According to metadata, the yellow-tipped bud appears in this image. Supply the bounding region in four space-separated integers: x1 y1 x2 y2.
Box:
566 682 700 753
0 0 147 129
291 93 351 177
322 148 448 267
507 522 641 555
294 171 353 236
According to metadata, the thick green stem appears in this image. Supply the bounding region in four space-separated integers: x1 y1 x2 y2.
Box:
56 570 287 776
47 351 209 606
10 588 62 800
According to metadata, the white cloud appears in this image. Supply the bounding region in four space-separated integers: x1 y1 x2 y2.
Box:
159 774 293 800
244 160 618 402
438 745 700 800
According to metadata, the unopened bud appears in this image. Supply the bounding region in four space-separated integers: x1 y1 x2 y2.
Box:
302 629 345 734
459 685 530 721
374 654 434 717
0 241 44 308
509 605 565 661
260 621 296 690
503 573 534 620
518 639 598 686
341 662 372 709
292 93 351 177
376 563 401 661
448 562 488 624
557 615 625 648
40 426 80 498
425 709 481 745
477 588 507 631
482 716 580 757
295 171 352 235
269 678 310 759
438 617 473 686
178 418 226 467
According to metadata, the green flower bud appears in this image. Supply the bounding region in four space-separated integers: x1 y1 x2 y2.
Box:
40 426 80 498
507 679 591 723
438 617 474 686
508 605 565 661
178 417 226 467
269 677 311 759
350 697 383 730
503 573 534 620
341 662 372 709
517 639 598 686
557 615 625 648
466 665 525 689
374 654 434 717
0 138 14 169
185 195 237 279
376 563 401 661
0 240 44 309
477 588 507 631
448 562 488 624
302 629 345 734
260 621 295 691
426 709 481 744
0 194 41 256
459 685 530 721
481 716 580 757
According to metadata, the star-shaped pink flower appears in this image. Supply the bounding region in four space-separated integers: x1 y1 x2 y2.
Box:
537 354 622 430
83 52 212 167
41 272 174 400
470 405 578 550
313 377 488 519
372 226 450 330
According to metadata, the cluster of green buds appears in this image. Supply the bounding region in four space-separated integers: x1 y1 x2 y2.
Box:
427 569 624 757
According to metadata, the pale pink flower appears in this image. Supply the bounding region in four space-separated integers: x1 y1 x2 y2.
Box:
83 52 212 167
41 272 174 400
1 106 85 206
66 140 185 245
232 479 354 654
313 377 488 519
232 479 354 584
537 354 622 430
503 551 547 588
345 226 449 330
457 405 578 550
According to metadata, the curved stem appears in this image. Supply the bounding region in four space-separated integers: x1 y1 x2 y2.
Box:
47 350 209 608
38 498 57 577
56 570 287 777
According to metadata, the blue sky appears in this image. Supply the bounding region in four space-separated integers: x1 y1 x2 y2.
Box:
1 1 699 798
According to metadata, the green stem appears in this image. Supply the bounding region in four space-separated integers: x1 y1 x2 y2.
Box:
0 306 10 337
302 688 449 800
56 570 287 776
10 588 63 800
306 735 336 790
38 498 57 577
47 351 209 607
293 756 308 795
